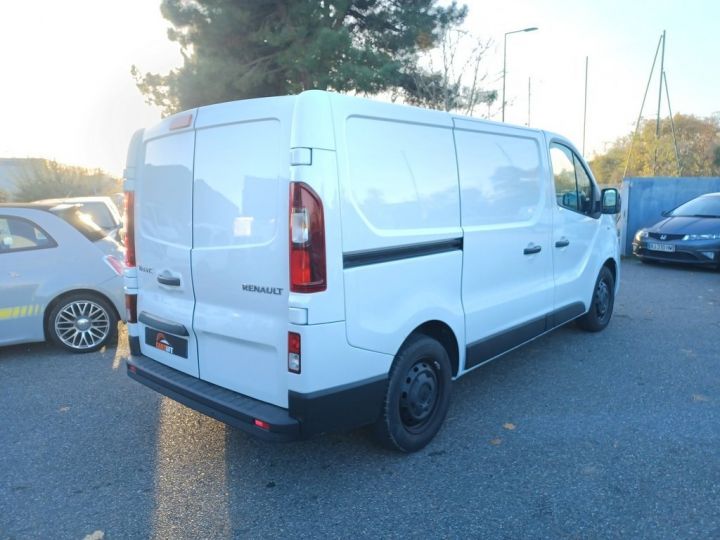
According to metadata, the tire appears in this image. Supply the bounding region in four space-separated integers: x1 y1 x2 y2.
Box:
48 292 118 353
577 266 615 332
374 334 452 452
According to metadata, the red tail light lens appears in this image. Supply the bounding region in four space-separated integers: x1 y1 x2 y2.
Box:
288 331 301 374
124 191 136 267
289 182 326 293
125 294 137 324
104 255 124 276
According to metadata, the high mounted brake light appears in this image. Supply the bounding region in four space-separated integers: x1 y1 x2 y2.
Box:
170 114 193 130
289 182 326 293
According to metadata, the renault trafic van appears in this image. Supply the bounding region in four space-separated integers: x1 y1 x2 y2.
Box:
124 90 620 452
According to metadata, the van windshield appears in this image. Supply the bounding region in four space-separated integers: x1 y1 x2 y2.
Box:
49 205 107 242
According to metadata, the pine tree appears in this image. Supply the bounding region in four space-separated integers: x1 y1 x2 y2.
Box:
133 0 467 115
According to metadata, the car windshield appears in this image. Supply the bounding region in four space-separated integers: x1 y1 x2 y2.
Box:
49 205 107 242
670 195 720 218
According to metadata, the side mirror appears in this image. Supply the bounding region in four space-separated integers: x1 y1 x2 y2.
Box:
601 188 621 214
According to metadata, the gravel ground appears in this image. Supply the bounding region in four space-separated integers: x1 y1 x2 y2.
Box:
1 258 718 539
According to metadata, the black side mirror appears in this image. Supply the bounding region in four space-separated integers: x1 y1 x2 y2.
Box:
601 188 621 214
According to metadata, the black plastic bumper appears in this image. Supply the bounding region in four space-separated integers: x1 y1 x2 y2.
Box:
633 243 720 266
126 336 387 442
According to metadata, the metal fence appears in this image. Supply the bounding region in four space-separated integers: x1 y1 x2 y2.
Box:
619 176 720 256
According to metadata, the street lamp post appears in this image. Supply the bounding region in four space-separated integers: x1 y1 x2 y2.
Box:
502 26 538 122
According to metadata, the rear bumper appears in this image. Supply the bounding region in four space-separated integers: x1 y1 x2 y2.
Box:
127 336 387 442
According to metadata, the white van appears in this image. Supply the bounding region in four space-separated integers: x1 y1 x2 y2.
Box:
124 91 620 452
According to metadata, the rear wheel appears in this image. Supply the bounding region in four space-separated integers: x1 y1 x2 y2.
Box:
577 266 615 332
48 292 118 353
374 335 452 452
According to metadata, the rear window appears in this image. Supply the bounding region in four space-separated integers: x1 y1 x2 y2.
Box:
77 202 115 230
50 206 107 242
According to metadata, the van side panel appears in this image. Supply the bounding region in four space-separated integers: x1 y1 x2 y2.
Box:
453 120 554 370
191 105 292 408
332 97 465 359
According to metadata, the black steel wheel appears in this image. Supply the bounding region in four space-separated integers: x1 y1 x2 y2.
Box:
374 334 452 452
577 266 615 332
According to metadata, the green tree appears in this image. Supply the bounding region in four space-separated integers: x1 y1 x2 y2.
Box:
12 160 120 202
133 0 467 115
590 114 720 186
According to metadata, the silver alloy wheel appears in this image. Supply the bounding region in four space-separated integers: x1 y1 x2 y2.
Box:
54 300 111 350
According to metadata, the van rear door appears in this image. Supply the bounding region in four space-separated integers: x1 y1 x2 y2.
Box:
191 98 294 408
135 125 200 377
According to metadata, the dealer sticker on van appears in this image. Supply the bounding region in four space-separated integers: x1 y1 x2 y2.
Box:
145 328 188 358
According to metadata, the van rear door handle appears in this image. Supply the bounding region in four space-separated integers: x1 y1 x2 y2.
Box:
157 275 181 287
555 238 570 248
523 245 542 255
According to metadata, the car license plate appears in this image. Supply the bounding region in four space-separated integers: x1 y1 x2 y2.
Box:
145 327 188 358
648 242 675 252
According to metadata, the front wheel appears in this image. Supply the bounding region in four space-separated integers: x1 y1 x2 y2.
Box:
374 335 452 452
577 266 615 332
48 292 118 353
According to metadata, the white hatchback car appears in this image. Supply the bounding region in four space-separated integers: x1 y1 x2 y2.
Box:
0 203 125 352
34 196 124 241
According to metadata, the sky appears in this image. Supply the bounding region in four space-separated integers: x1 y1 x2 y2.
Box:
0 0 718 176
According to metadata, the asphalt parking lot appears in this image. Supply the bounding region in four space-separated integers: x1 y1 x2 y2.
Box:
1 258 718 539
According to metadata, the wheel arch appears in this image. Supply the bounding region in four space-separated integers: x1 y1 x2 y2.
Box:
400 320 460 377
43 288 121 339
603 257 618 287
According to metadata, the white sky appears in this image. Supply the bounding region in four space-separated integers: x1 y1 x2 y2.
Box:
0 0 718 176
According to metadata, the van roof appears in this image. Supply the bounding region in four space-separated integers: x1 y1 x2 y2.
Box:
139 91 583 158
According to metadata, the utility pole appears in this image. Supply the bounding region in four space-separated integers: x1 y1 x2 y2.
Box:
502 27 538 122
623 34 663 179
527 77 531 126
654 30 666 175
583 56 588 157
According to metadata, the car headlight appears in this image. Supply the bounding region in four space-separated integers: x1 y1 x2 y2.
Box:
683 233 720 241
634 229 649 241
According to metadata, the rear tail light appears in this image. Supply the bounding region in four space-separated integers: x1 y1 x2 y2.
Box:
289 182 326 293
288 331 301 374
104 255 124 276
125 294 137 324
123 191 136 267
254 419 270 430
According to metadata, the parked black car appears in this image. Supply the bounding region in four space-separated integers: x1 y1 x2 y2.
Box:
633 192 720 268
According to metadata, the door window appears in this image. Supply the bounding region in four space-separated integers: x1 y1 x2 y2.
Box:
573 158 594 214
550 145 578 212
0 216 56 253
550 143 597 217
